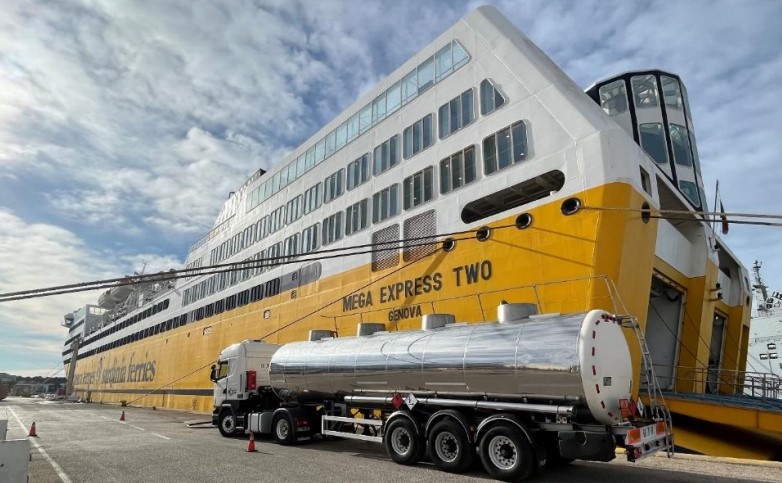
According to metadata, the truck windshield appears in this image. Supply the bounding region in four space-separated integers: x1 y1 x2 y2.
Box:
216 361 229 380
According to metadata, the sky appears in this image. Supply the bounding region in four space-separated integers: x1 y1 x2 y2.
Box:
1 0 780 377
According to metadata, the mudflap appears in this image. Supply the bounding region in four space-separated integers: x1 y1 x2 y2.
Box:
558 430 616 462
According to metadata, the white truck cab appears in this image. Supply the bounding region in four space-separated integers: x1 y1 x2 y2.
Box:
210 340 279 436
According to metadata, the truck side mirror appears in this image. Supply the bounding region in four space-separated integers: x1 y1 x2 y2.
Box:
209 365 216 382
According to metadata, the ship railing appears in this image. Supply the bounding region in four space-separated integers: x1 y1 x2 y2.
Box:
188 215 235 254
655 364 782 402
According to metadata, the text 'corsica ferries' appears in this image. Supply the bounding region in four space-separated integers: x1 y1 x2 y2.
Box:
62 6 776 457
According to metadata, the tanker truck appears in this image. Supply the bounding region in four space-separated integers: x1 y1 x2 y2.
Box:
210 305 672 481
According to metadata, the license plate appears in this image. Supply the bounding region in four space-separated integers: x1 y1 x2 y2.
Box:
641 424 655 440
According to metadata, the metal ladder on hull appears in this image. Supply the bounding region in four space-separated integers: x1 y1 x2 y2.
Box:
604 278 674 457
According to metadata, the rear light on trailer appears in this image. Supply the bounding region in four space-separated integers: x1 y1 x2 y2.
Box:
619 398 639 420
656 421 666 435
246 370 257 391
626 428 641 445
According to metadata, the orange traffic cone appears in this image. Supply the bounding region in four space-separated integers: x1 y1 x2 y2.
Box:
119 410 126 421
246 432 256 452
28 422 37 437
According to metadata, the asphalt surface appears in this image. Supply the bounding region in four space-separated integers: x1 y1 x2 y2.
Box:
1 397 780 483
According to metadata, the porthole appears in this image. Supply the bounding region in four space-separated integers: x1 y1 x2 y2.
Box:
515 213 533 229
641 202 651 224
561 197 581 216
476 226 492 242
442 238 456 252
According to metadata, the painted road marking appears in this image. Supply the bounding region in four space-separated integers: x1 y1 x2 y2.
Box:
8 407 73 483
152 433 171 440
128 425 146 431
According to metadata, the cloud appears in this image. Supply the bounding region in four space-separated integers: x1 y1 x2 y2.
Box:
0 209 181 373
0 0 780 376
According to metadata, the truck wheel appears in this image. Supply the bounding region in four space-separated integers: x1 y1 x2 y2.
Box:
272 412 296 446
478 423 535 482
383 417 423 465
427 419 474 473
218 410 238 437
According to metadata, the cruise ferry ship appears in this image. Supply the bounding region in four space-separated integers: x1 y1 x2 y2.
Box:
61 6 780 457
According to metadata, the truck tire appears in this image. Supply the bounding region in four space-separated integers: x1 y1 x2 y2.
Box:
272 412 297 446
427 419 474 473
383 417 423 465
218 410 238 437
478 422 535 482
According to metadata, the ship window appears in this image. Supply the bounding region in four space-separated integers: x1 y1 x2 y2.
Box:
386 81 401 115
402 69 418 104
769 343 777 350
322 212 343 246
166 319 173 331
403 167 435 210
462 170 565 223
372 92 386 125
301 223 320 254
440 146 476 194
303 182 322 215
403 114 434 159
598 79 628 116
418 56 435 92
483 121 528 175
760 353 769 360
345 199 369 236
435 43 453 81
479 79 506 115
324 169 345 204
359 104 372 134
372 184 399 224
373 135 399 176
347 154 370 191
661 76 683 110
284 233 300 260
770 353 778 359
372 224 400 272
670 124 693 167
640 167 652 195
285 195 303 224
639 123 669 165
631 75 659 108
438 89 475 139
679 180 701 206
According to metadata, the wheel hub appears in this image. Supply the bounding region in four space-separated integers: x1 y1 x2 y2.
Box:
391 427 411 456
435 432 459 462
488 435 517 469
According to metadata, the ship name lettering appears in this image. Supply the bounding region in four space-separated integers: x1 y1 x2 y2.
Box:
343 291 373 311
452 260 492 287
387 305 422 322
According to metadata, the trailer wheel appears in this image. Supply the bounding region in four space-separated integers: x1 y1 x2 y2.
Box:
478 423 535 482
272 412 296 446
218 410 238 437
383 417 423 465
427 419 474 473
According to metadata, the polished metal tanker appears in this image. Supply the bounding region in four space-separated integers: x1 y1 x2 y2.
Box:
269 308 633 425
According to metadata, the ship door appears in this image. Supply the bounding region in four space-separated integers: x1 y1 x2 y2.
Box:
645 276 685 390
707 312 727 393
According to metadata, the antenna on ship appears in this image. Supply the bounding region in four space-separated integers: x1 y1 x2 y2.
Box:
751 260 769 312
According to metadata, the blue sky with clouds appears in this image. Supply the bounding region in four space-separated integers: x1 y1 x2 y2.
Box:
1 0 780 376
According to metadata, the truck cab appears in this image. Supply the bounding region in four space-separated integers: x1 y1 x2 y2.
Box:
210 340 279 436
